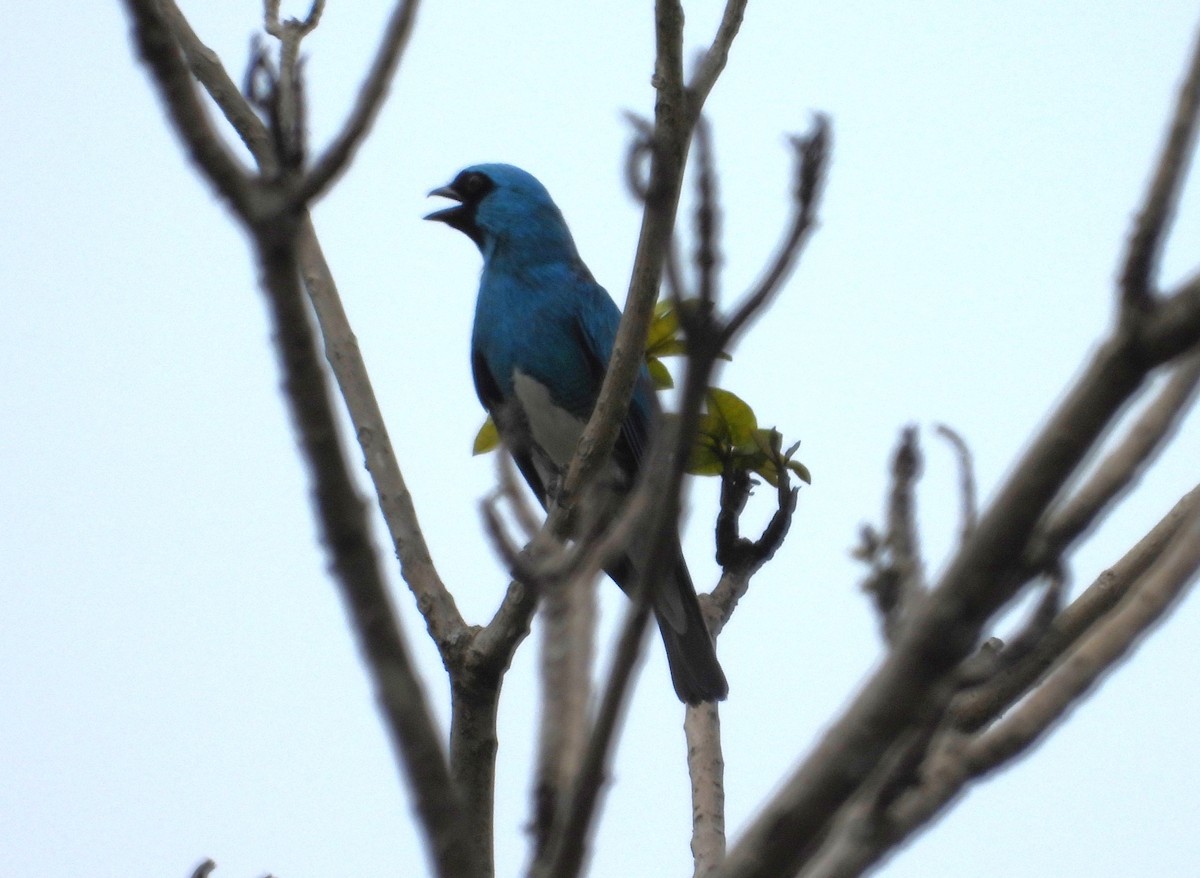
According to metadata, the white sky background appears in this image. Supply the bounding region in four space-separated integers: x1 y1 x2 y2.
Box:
2 2 1199 876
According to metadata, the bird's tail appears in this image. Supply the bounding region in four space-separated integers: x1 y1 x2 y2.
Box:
652 555 729 705
607 544 728 704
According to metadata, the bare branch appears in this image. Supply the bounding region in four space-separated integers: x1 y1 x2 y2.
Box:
801 488 1200 878
480 491 532 579
531 566 599 856
298 0 421 202
558 0 689 511
447 678 502 878
859 427 925 643
126 6 473 869
1140 271 1200 358
538 589 656 878
686 0 749 121
155 0 275 170
497 448 542 541
1039 348 1200 554
953 484 1200 731
1119 27 1200 312
124 0 253 214
296 219 467 647
716 323 1197 878
934 424 977 542
686 701 727 877
694 117 721 308
189 860 216 878
253 232 477 878
718 116 831 347
968 509 1200 773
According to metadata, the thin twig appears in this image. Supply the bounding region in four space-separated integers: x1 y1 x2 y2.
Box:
969 510 1200 772
1119 27 1200 313
155 0 275 170
497 448 542 540
953 484 1200 731
189 860 216 878
718 116 831 347
124 0 252 213
694 117 721 308
686 0 749 122
1038 348 1200 554
298 0 422 202
860 426 925 643
253 233 477 878
934 424 977 542
296 220 467 647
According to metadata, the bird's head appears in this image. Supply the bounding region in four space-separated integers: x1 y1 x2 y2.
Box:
425 163 575 258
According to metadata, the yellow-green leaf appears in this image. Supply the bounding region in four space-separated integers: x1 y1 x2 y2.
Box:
706 388 758 446
647 357 674 390
687 441 724 475
646 303 680 350
645 338 689 358
472 416 499 455
789 459 813 484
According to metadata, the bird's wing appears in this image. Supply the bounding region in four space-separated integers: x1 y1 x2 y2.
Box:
572 281 657 475
472 347 550 506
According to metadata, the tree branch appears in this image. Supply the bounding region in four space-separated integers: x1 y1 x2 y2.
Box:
718 285 1200 878
686 701 727 877
557 0 690 510
296 220 467 648
1139 271 1200 360
297 0 421 202
953 484 1200 732
125 4 472 873
1037 347 1200 554
252 228 476 878
125 0 253 214
858 426 925 643
967 509 1200 771
686 0 749 122
154 0 275 170
718 117 830 347
934 423 977 543
799 490 1200 878
1119 26 1200 313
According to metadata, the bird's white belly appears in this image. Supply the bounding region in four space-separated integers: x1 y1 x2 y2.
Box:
512 371 587 470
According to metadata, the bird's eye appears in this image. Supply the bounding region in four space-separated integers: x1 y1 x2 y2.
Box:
459 172 489 198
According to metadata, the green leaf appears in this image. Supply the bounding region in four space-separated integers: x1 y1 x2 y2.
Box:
706 388 758 447
472 416 499 455
686 438 724 475
647 357 674 390
788 459 813 484
646 302 680 350
645 338 689 358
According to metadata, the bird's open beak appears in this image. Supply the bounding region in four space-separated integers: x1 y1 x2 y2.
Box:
424 185 463 223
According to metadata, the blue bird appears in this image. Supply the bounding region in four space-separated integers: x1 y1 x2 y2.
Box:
426 163 728 704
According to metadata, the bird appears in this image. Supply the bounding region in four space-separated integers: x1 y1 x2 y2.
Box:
425 163 728 704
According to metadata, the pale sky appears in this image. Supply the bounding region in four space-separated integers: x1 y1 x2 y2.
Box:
2 2 1199 877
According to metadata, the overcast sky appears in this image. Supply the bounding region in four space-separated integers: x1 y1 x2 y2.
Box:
2 2 1199 877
